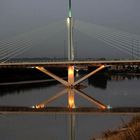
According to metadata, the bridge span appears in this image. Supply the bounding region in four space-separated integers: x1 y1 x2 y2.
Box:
0 60 140 68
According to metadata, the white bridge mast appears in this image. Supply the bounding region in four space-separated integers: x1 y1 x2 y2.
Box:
67 0 74 61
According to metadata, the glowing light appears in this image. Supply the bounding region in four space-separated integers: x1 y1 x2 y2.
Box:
101 65 105 69
67 17 70 24
68 66 74 76
76 69 79 72
68 66 74 85
107 105 112 110
100 105 107 110
35 104 45 109
31 106 35 108
68 92 75 109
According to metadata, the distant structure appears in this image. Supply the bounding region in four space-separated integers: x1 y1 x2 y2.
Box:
67 0 74 61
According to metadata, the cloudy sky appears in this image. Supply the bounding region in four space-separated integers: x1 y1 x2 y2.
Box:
0 0 140 59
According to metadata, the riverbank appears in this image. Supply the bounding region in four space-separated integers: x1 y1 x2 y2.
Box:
100 116 140 140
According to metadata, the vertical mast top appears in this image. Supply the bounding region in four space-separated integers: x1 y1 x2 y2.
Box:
69 0 72 17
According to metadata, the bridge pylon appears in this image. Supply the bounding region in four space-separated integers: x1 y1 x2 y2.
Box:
67 0 74 61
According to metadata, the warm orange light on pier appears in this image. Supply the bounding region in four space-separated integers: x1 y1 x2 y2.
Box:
68 65 74 85
35 104 45 109
68 66 74 76
68 89 75 109
100 105 107 110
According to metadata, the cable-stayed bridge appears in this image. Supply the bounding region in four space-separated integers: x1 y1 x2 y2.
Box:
0 20 140 62
0 19 140 73
0 0 140 114
0 60 140 68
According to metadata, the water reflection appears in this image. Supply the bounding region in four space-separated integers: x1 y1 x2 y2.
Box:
88 74 140 89
88 74 108 89
110 74 140 81
69 114 76 140
33 88 107 110
0 74 140 96
35 89 67 109
0 80 58 96
0 82 140 140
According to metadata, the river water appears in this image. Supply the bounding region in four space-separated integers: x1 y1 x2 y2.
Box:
0 74 140 140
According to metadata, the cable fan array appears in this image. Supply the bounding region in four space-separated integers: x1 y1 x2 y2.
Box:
75 20 140 59
0 21 65 62
0 19 140 62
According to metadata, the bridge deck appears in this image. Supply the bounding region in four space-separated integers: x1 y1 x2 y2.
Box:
0 60 140 68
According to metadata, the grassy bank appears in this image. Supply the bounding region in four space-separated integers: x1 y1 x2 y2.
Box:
101 116 140 140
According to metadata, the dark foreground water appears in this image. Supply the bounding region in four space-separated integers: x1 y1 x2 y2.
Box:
0 74 140 140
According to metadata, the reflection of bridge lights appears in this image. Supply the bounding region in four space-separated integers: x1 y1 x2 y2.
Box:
68 98 75 109
69 99 75 109
68 91 75 109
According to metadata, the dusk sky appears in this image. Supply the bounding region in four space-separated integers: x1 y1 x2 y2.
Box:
0 0 140 59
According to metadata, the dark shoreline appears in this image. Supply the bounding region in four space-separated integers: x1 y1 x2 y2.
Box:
100 116 140 140
0 67 67 83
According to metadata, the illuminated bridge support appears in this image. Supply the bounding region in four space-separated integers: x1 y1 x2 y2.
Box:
36 66 70 87
34 65 107 110
67 88 75 109
35 65 107 110
36 65 106 88
68 65 75 109
73 65 105 86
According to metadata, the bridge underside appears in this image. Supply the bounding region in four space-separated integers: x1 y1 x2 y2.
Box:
35 65 105 88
